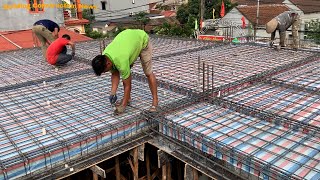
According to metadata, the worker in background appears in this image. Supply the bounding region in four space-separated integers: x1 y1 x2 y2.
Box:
91 29 158 115
46 34 75 66
266 11 300 49
32 19 60 58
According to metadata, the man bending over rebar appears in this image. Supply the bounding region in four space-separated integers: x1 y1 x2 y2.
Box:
91 29 158 115
46 34 75 66
32 19 60 59
266 11 300 49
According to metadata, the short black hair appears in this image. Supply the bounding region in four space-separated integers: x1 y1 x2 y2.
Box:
92 55 106 76
62 34 71 40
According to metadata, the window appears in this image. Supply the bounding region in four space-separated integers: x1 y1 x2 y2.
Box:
28 0 44 13
101 1 106 10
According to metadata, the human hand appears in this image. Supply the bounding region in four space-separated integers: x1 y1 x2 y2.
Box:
109 94 117 104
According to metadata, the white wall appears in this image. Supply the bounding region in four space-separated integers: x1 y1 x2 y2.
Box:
92 0 149 21
0 0 64 31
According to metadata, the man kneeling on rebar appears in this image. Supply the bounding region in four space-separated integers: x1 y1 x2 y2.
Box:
91 29 158 115
46 34 75 66
266 11 300 49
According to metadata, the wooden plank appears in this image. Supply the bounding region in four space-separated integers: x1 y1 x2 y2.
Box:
157 150 169 169
133 148 139 180
193 168 199 180
146 146 151 180
115 156 121 180
184 164 194 180
90 165 106 178
105 167 115 174
128 157 134 173
162 164 166 180
138 144 145 161
167 162 171 180
93 172 98 180
151 169 160 180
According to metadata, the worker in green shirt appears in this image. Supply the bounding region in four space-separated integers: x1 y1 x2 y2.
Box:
91 29 158 114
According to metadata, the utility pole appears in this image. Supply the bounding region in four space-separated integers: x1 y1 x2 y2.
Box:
200 0 205 31
254 0 260 41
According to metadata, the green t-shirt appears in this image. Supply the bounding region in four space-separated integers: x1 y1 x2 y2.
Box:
103 29 148 79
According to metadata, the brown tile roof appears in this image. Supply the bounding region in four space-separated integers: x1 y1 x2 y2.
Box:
289 0 320 14
237 4 289 25
0 28 92 52
231 0 284 5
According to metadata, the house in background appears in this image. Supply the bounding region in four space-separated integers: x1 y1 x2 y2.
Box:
226 0 320 40
0 0 91 52
221 4 289 38
88 0 149 21
0 0 64 31
63 0 90 34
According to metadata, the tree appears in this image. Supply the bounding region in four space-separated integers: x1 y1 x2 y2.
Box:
134 12 150 31
204 0 236 19
176 0 235 29
306 19 320 44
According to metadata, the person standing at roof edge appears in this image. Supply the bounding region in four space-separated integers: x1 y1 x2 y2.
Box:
46 34 75 67
266 11 300 49
91 29 158 115
32 19 60 58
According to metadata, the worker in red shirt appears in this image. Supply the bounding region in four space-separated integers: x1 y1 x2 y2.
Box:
46 34 75 66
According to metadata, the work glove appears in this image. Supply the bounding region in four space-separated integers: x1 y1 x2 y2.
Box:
109 94 117 104
114 104 125 115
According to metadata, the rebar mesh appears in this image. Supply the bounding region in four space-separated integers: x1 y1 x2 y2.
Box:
160 102 320 180
0 36 319 180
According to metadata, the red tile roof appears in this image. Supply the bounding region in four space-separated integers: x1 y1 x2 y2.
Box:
160 10 177 17
289 0 320 14
237 4 289 25
0 28 91 52
231 0 284 5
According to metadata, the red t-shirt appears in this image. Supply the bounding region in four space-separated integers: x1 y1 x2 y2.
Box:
46 38 69 65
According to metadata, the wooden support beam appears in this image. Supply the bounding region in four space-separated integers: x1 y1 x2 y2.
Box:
105 167 115 174
139 175 147 180
184 164 195 180
90 165 106 179
151 169 160 180
167 162 171 180
115 156 121 180
193 168 199 180
162 164 167 180
133 148 139 180
93 173 98 180
146 146 151 180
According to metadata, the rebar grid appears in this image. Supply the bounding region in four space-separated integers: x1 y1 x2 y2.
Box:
0 49 90 88
1 36 319 180
0 73 186 179
223 83 320 129
154 102 320 180
131 44 317 92
270 60 320 94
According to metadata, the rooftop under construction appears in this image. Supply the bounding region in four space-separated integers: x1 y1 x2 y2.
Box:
0 37 319 180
